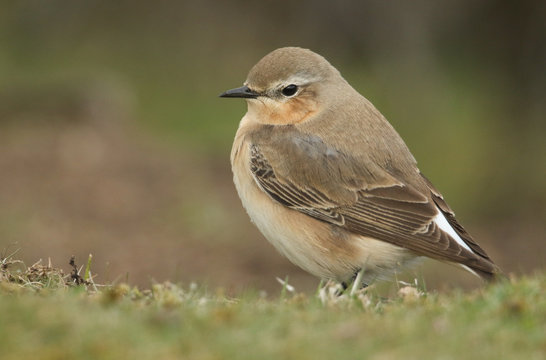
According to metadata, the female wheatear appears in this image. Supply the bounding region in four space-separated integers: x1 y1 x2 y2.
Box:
221 47 501 287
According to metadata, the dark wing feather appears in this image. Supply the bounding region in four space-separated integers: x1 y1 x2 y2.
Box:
249 144 500 277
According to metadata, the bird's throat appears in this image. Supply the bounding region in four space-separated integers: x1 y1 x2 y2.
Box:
248 97 318 125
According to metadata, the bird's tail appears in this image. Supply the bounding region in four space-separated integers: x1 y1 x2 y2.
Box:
461 262 505 283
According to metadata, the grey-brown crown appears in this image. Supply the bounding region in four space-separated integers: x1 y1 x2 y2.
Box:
246 47 340 91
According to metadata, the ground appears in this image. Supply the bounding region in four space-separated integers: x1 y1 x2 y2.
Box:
0 256 544 360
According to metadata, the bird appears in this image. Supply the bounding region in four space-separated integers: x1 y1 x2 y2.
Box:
220 47 501 288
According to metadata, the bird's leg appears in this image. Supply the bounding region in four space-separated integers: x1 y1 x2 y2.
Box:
350 268 367 296
330 269 369 297
341 268 368 296
338 269 368 296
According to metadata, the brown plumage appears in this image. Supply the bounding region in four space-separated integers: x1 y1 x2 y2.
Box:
222 47 502 285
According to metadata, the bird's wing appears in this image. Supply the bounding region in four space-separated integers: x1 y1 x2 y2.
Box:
248 132 498 277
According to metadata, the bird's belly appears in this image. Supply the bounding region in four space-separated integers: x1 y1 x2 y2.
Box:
232 166 337 279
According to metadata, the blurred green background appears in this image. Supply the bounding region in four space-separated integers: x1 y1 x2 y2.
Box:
0 1 544 293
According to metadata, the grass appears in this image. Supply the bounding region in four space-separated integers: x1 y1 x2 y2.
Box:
0 255 544 360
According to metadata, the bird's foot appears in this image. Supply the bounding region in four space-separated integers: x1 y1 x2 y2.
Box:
339 269 368 296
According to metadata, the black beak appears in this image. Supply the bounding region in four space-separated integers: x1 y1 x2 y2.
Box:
219 85 260 99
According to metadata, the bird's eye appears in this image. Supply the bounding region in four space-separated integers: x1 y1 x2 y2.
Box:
281 84 298 97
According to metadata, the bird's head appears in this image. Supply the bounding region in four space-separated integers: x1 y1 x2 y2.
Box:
220 47 345 125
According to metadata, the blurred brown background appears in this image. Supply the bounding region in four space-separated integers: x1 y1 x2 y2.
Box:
1 1 544 294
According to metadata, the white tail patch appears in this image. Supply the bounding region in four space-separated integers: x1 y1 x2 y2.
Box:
433 212 474 253
459 264 481 279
